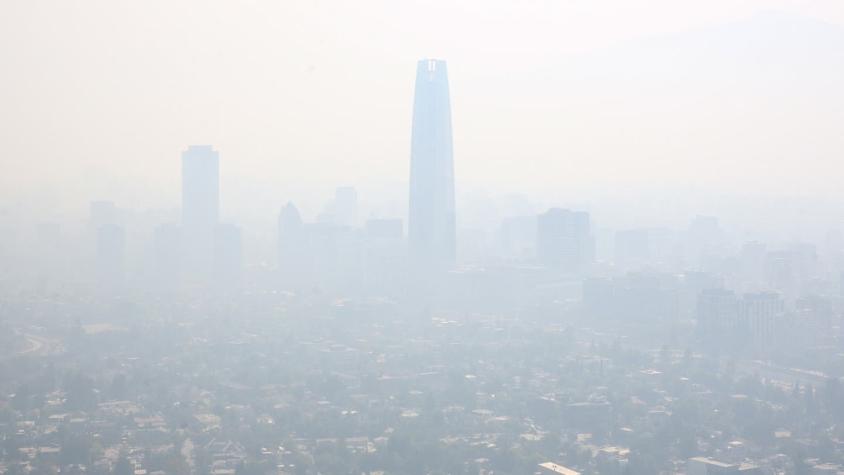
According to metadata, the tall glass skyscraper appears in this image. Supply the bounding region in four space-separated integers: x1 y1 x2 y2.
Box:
181 145 220 279
408 59 456 267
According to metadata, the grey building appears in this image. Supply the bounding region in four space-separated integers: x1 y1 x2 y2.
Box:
537 208 593 272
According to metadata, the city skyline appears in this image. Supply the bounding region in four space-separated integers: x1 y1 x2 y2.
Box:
3 3 844 474
3 5 844 217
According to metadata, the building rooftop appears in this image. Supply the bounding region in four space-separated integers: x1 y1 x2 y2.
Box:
538 462 581 475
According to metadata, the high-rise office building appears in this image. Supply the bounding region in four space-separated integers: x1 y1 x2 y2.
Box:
181 146 220 278
181 145 220 231
696 288 738 338
536 208 593 272
364 218 406 291
278 202 308 283
87 200 123 291
739 291 785 348
696 289 786 352
408 59 456 267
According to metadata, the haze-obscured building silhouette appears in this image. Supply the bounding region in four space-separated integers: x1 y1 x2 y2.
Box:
696 289 787 352
181 146 219 279
278 202 307 284
319 186 358 227
364 218 406 292
88 200 124 291
696 288 738 341
537 208 593 272
408 59 456 268
180 146 242 287
740 291 786 349
181 145 220 231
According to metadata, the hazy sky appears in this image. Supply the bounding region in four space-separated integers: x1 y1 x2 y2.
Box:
2 0 844 219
